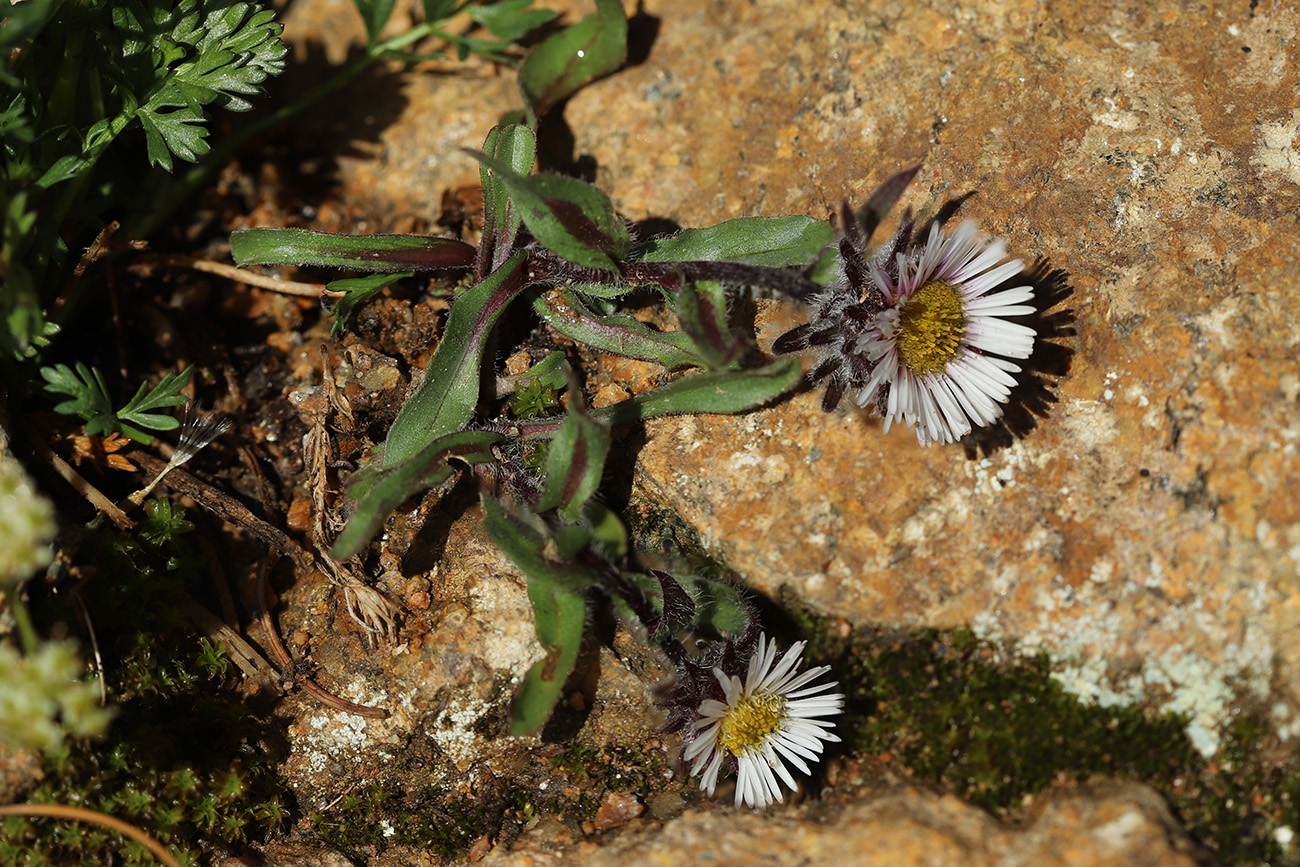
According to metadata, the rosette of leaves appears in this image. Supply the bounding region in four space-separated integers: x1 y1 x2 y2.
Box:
230 107 860 728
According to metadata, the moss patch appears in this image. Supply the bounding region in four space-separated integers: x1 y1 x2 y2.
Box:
805 622 1300 866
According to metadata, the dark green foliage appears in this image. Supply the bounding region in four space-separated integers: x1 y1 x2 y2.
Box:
832 628 1195 810
509 376 562 419
0 506 291 866
807 623 1300 866
308 779 485 859
40 364 193 444
0 0 287 352
138 499 196 547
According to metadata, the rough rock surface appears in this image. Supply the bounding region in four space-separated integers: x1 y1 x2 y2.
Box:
271 0 1300 863
552 0 1300 760
485 778 1211 867
274 507 545 809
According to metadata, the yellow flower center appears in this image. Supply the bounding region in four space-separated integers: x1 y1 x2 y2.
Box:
897 280 967 376
718 692 788 757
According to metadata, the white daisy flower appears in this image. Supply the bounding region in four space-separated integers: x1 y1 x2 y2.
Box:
684 635 844 809
855 219 1037 446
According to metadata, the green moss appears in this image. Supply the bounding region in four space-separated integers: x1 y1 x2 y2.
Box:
807 622 1300 866
0 513 292 867
546 740 669 820
309 779 487 859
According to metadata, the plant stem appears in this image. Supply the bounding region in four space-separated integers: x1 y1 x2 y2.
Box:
8 591 40 656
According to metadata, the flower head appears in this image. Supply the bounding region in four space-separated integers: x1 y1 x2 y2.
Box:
684 635 843 808
856 220 1036 445
773 168 1042 446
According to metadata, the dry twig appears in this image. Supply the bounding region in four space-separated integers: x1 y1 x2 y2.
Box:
0 803 183 867
132 253 339 297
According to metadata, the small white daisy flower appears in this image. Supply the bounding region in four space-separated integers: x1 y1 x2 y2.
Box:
684 635 844 809
855 219 1037 446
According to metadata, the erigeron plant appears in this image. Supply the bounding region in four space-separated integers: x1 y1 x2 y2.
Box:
235 102 1052 802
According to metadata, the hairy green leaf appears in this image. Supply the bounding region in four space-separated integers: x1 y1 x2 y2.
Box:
517 0 626 118
231 227 476 272
637 216 836 268
672 280 747 369
533 289 707 371
333 430 502 558
536 408 610 522
594 358 802 427
383 253 529 465
533 287 706 370
477 124 536 276
470 151 629 272
480 496 591 735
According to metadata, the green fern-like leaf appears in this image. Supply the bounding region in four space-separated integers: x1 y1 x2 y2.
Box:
115 365 193 441
41 363 193 443
40 363 115 432
119 0 288 170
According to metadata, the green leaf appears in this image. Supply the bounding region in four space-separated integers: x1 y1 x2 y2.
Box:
482 496 597 595
130 0 288 169
383 253 529 465
477 124 536 274
40 364 192 444
469 0 557 41
352 0 399 44
333 430 502 558
535 409 610 522
533 286 707 370
506 352 567 419
469 151 629 272
421 0 460 21
584 501 627 559
480 496 591 735
138 106 210 171
618 571 751 637
231 227 476 272
116 366 194 442
637 216 836 268
512 578 585 735
41 363 113 426
672 280 747 369
594 358 802 427
139 499 196 546
34 154 87 190
327 271 413 336
510 350 568 392
518 0 627 119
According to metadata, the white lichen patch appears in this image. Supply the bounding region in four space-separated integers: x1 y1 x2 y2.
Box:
426 695 494 771
1061 398 1121 449
973 573 1276 758
290 680 405 780
467 574 545 678
1252 108 1300 185
961 441 1040 501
